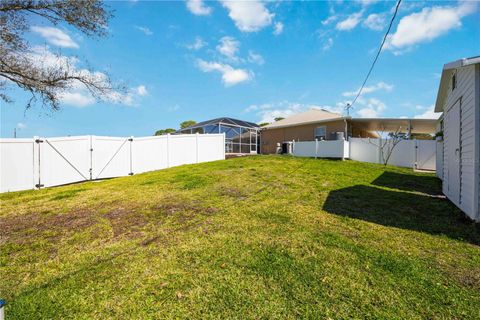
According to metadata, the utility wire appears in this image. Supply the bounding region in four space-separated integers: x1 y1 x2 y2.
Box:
345 0 402 115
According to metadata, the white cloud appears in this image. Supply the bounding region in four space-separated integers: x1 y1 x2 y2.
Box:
355 98 386 118
58 91 96 107
321 15 338 26
217 36 240 61
414 105 441 119
386 1 477 50
31 26 79 49
196 59 253 86
363 13 386 31
244 101 338 124
16 122 27 129
136 85 148 96
186 0 212 15
323 37 334 51
168 105 180 112
134 26 153 35
248 51 265 65
336 12 363 31
356 0 380 6
220 0 274 32
342 81 394 97
186 36 207 50
273 22 284 35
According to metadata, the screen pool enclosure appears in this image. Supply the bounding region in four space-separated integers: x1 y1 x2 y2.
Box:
176 117 259 154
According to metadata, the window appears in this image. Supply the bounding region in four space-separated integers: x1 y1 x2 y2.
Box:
452 72 456 91
314 126 326 140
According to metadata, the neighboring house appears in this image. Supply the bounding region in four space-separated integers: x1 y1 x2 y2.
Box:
434 56 480 221
176 117 260 154
261 109 437 154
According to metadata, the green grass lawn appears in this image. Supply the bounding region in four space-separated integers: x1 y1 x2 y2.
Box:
1 156 479 319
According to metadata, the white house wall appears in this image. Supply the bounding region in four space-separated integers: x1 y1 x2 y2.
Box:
442 64 479 220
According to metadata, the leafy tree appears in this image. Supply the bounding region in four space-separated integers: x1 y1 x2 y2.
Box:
274 117 285 122
180 120 196 129
0 0 122 110
259 122 270 127
154 128 176 136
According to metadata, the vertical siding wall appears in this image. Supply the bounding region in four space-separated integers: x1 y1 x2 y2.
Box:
442 64 479 220
476 64 480 221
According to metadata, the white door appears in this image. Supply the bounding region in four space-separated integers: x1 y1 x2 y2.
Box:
446 100 461 203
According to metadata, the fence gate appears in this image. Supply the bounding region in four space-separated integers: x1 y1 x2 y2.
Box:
91 136 132 180
415 140 436 171
37 136 91 188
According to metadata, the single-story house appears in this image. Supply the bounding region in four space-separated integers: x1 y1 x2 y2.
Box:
176 117 260 154
434 56 479 221
260 109 437 154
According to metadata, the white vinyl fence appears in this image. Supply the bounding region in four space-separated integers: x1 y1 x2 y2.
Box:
0 133 225 193
436 140 443 179
291 138 436 170
349 138 436 170
292 140 349 159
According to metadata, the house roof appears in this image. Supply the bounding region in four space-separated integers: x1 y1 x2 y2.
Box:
263 109 345 129
262 108 437 133
435 56 480 112
180 117 259 131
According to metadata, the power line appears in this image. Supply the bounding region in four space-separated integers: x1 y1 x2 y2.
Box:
345 0 402 116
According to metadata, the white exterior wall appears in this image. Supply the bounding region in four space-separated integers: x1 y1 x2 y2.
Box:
0 134 225 193
442 64 479 221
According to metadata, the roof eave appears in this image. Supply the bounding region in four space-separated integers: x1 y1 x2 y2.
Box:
435 56 480 113
262 116 348 130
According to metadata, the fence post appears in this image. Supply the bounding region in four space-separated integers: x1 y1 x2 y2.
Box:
89 135 93 180
223 133 226 159
315 139 318 159
33 136 43 189
196 132 199 163
129 136 134 175
166 134 170 168
414 139 418 170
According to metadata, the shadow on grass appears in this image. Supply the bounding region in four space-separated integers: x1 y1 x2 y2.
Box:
323 185 480 245
372 171 442 196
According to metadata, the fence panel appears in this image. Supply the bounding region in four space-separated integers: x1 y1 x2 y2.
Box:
292 140 348 158
436 140 443 179
349 138 380 164
0 139 36 192
197 134 225 162
40 136 91 187
387 140 415 168
317 140 348 158
416 140 436 171
92 136 131 179
292 141 315 157
132 136 168 174
168 135 197 167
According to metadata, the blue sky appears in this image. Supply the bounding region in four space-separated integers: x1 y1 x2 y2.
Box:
1 0 479 138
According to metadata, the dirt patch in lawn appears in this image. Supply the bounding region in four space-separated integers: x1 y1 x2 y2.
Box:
0 208 98 245
103 206 149 238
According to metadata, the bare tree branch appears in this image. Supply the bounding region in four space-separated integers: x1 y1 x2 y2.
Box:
0 0 120 111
